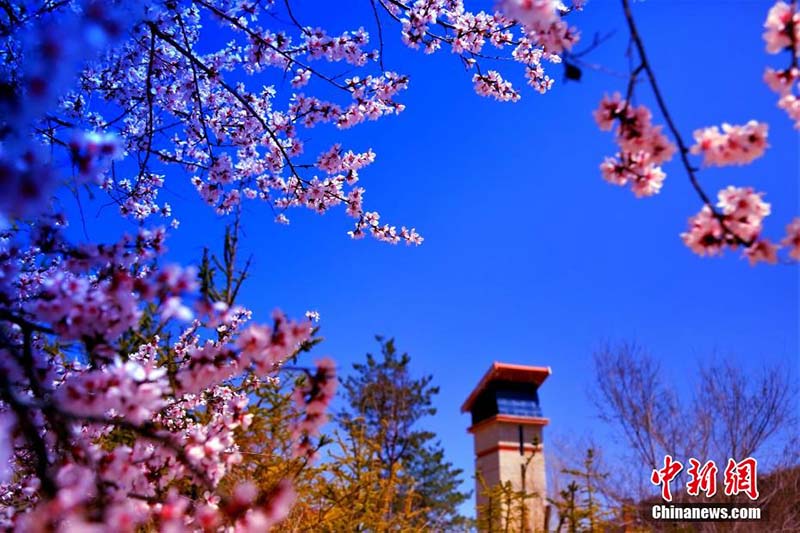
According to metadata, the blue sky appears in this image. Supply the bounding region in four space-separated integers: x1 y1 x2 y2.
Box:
64 0 798 514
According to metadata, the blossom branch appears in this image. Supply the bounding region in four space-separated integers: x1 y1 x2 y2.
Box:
620 0 752 247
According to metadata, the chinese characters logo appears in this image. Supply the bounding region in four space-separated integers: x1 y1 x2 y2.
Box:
651 455 758 502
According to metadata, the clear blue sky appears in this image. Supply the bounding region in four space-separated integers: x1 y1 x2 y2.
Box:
64 0 798 513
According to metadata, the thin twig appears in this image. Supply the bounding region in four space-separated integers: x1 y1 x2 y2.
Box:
621 0 752 248
369 0 387 72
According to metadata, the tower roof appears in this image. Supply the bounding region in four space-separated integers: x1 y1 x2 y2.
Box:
461 362 551 413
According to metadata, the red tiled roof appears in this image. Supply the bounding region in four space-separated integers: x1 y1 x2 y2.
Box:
460 362 551 413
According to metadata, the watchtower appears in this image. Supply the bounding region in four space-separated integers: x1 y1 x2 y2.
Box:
462 362 551 532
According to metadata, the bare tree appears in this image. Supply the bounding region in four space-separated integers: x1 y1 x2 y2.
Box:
696 359 793 461
592 342 690 471
593 342 795 467
591 341 799 532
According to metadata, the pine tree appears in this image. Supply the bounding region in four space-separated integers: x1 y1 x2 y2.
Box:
552 448 612 533
475 435 542 532
337 336 471 530
476 473 538 533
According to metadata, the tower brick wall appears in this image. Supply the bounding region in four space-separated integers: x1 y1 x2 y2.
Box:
463 363 551 532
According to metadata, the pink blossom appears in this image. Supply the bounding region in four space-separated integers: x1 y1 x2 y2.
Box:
68 131 123 184
763 67 799 95
681 187 773 261
763 1 799 54
717 186 771 243
291 358 337 459
291 68 311 88
235 481 295 532
777 93 800 128
473 71 521 102
781 218 800 259
499 0 560 28
763 2 800 128
593 93 625 131
681 206 725 257
744 239 779 266
57 356 168 425
595 96 676 197
690 121 769 166
260 481 296 528
56 464 96 508
499 0 579 54
0 206 331 528
599 152 667 198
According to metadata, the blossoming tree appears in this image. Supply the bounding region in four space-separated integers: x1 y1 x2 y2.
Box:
594 0 800 265
0 0 798 530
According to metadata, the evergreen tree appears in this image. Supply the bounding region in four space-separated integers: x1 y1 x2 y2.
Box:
551 448 612 533
337 336 470 530
476 474 538 533
475 435 542 532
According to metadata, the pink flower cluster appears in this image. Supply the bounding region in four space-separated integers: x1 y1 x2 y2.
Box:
348 211 424 245
302 27 376 66
232 480 296 531
26 270 142 342
0 0 418 246
316 144 376 179
5 383 282 531
236 312 313 373
0 148 58 220
782 218 800 259
92 6 418 244
681 187 779 265
499 0 580 54
0 0 135 220
68 131 123 184
763 2 800 128
777 91 800 126
763 1 799 54
291 358 337 460
473 71 521 102
168 308 312 396
57 355 167 425
690 121 769 167
595 93 677 198
591 2 798 266
389 0 578 100
25 262 197 344
0 215 331 529
3 0 586 251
